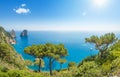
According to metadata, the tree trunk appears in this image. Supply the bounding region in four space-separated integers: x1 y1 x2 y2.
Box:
100 50 107 58
49 58 53 75
38 58 41 72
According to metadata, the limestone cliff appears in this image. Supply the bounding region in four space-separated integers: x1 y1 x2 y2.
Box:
0 27 16 44
0 26 26 70
10 29 16 38
20 30 28 37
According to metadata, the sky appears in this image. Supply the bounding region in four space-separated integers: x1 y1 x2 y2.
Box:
0 0 120 31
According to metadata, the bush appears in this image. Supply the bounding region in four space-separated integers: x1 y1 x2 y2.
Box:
75 61 102 77
7 70 45 77
111 58 120 70
0 72 9 77
101 61 111 75
1 67 9 72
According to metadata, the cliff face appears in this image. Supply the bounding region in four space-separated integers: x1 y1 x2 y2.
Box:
0 27 11 37
10 29 16 38
0 27 11 44
9 29 16 44
20 30 28 37
0 26 26 70
0 27 16 44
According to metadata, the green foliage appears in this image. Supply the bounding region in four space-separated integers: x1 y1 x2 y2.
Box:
25 60 33 66
76 34 120 77
109 40 120 50
84 55 96 61
45 43 68 58
24 45 38 57
7 70 45 77
111 58 120 70
0 44 11 60
78 55 97 66
0 67 9 72
0 26 11 37
24 43 68 75
76 61 102 77
58 59 66 64
68 62 76 68
85 33 117 58
24 44 46 72
110 50 120 58
45 43 68 75
34 58 45 68
109 40 120 58
0 43 26 70
101 61 111 75
0 26 26 71
0 72 9 77
0 26 13 44
1 27 120 77
68 62 77 71
8 70 30 77
76 33 120 77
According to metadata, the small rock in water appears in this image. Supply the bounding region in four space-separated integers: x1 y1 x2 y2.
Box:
20 30 28 37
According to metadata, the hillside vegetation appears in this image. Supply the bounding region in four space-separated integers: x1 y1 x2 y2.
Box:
0 26 26 70
0 26 120 77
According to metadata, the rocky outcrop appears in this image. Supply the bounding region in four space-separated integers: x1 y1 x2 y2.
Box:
0 26 26 70
10 29 16 38
0 27 16 44
9 38 16 44
20 30 28 37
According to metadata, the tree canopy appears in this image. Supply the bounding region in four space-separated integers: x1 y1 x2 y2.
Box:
24 43 68 75
85 33 117 58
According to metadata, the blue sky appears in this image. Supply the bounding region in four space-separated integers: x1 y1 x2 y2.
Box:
0 0 120 31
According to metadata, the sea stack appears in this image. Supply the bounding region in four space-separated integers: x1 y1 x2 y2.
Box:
20 30 28 37
10 29 16 38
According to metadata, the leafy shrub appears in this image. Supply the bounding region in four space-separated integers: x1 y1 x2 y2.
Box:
101 61 111 75
1 67 9 72
111 58 120 70
0 72 9 77
76 61 102 77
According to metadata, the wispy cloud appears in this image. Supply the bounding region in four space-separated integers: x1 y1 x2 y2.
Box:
13 4 30 14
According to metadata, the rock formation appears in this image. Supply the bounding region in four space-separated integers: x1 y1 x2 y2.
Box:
0 26 26 69
10 29 16 38
20 30 28 37
0 27 16 44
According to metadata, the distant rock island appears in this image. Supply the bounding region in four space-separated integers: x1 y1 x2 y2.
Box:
20 30 28 37
10 29 16 38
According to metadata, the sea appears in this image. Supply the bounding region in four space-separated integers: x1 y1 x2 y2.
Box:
13 31 120 71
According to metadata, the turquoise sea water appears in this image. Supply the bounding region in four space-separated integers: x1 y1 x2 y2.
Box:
13 31 118 71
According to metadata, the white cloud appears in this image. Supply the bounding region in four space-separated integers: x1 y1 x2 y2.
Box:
14 8 30 14
13 4 30 14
